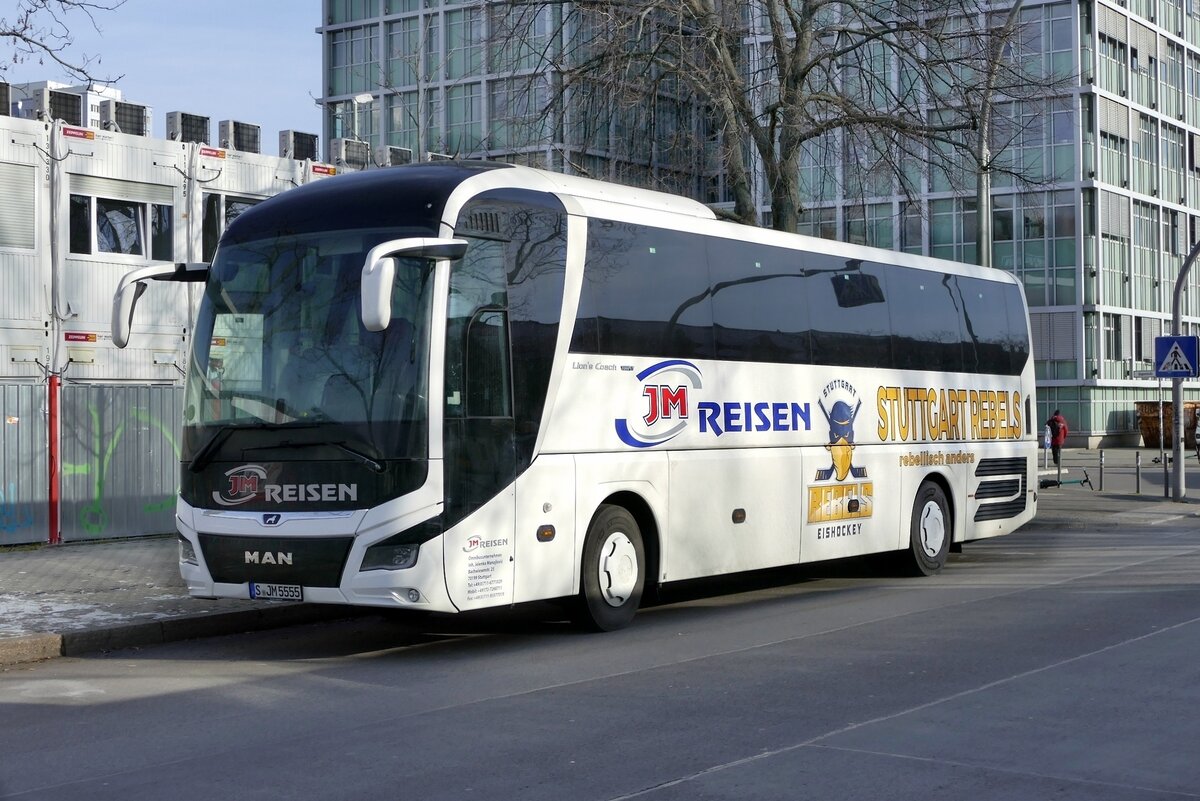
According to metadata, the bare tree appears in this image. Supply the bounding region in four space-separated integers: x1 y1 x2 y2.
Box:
1 0 125 84
489 0 1073 235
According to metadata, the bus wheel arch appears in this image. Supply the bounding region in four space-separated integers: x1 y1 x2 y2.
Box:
573 493 658 631
903 476 954 576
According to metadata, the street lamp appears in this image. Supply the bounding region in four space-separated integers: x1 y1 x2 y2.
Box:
350 92 373 142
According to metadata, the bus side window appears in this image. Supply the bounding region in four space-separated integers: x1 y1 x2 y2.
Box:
466 309 512 418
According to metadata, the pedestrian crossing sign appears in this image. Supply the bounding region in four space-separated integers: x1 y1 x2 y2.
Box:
1153 335 1200 378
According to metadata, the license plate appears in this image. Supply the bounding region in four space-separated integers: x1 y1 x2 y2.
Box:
249 582 303 601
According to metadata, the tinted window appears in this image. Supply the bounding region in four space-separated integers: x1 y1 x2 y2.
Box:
152 204 173 261
806 257 891 368
887 267 964 372
709 238 812 364
958 276 1026 375
572 221 714 360
457 191 567 463
446 237 508 419
69 194 91 254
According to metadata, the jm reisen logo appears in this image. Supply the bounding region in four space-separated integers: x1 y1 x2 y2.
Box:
213 464 359 507
615 360 811 448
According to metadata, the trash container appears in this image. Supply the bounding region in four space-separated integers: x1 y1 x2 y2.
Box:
1136 401 1199 448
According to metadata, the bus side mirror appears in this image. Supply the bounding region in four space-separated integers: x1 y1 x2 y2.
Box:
361 238 468 331
112 262 208 348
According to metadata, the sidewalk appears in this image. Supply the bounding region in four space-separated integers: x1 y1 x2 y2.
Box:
0 537 356 666
2 447 1198 667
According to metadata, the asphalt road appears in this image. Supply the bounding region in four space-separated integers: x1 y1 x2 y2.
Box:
2 516 1198 801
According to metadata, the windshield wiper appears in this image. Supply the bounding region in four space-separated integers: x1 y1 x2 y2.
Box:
330 441 386 473
188 425 242 473
239 437 386 474
187 420 319 473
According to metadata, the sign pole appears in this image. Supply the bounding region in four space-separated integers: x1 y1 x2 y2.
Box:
1168 239 1200 501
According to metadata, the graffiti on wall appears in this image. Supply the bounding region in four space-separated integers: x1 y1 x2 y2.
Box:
63 404 180 535
0 481 35 533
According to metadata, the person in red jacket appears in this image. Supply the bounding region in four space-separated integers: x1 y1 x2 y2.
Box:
1046 409 1068 466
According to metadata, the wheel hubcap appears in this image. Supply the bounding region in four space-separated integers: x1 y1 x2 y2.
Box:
598 531 638 607
919 501 946 558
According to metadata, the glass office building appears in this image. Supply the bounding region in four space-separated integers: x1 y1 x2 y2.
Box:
319 0 1200 444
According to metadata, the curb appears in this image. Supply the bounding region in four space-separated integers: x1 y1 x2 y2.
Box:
0 603 361 668
0 634 62 666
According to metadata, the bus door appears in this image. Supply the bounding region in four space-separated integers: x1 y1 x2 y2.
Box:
441 247 517 610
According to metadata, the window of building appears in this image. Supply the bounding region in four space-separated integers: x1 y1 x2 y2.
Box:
1132 114 1158 196
68 194 172 260
1097 33 1128 97
796 206 837 241
487 4 552 72
1132 201 1161 312
201 193 259 262
930 197 976 263
445 8 482 79
0 162 37 249
445 83 482 154
798 133 839 205
386 17 420 87
1051 191 1077 304
845 203 894 249
328 25 379 95
329 0 379 24
387 90 420 152
1161 124 1186 203
487 76 544 149
1099 130 1130 188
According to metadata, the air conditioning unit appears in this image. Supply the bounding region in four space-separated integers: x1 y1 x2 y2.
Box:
330 138 369 170
21 89 84 125
279 130 319 161
48 89 83 126
218 119 261 153
167 111 210 144
375 145 413 167
99 99 149 136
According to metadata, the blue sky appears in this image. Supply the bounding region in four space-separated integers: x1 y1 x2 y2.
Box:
5 0 322 151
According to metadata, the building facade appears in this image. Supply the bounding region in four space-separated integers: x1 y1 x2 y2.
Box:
317 0 1200 446
0 85 333 544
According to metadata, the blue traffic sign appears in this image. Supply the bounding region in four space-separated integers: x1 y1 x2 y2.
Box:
1154 335 1200 378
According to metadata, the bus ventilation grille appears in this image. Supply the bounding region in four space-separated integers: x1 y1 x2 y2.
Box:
973 457 1028 521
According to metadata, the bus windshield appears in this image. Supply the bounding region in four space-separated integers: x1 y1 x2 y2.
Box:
182 229 436 463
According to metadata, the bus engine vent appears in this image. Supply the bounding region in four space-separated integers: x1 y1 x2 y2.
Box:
464 210 505 238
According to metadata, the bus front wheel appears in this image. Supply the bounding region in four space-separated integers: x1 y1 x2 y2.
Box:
904 481 951 576
575 504 645 631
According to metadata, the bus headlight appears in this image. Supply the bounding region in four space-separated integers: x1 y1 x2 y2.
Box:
361 542 420 571
361 520 440 572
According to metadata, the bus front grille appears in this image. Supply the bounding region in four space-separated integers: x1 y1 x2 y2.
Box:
198 534 353 587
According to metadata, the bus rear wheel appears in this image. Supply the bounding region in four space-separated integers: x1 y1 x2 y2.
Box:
904 481 951 576
574 504 645 631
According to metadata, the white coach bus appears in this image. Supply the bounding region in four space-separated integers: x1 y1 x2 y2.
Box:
114 162 1037 630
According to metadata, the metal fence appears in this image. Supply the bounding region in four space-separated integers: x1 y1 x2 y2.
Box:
59 384 183 542
0 383 48 545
